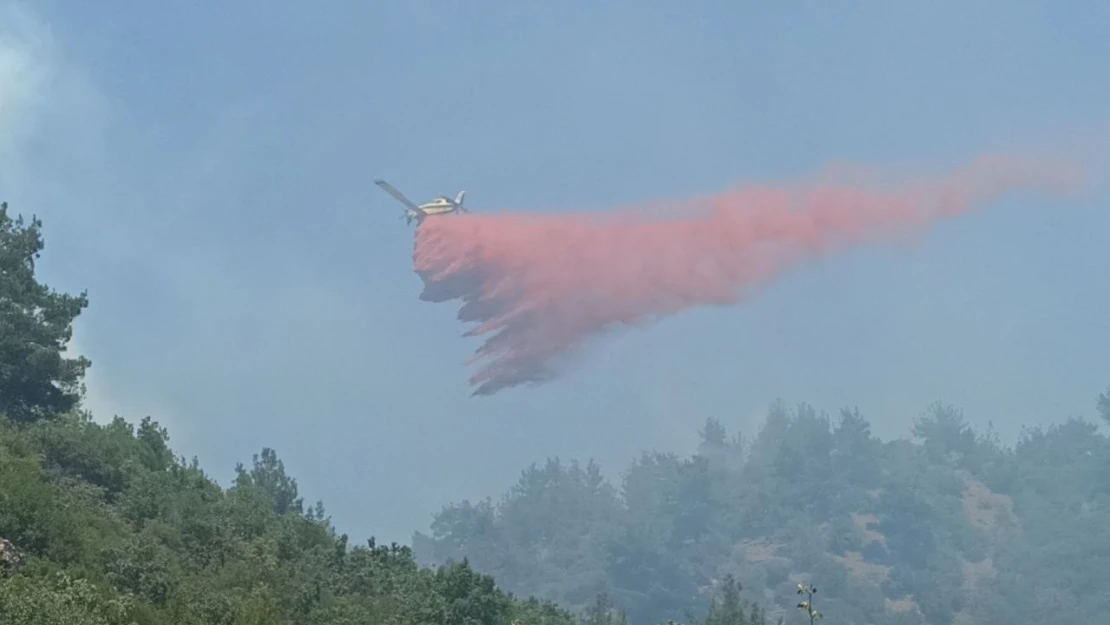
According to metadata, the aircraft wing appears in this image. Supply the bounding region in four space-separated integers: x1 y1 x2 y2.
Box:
374 179 424 214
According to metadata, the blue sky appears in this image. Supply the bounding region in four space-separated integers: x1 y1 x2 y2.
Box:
2 1 1107 544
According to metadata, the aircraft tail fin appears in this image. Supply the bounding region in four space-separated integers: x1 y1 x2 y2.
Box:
455 190 467 210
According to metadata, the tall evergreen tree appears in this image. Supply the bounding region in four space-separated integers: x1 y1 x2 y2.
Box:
0 202 90 423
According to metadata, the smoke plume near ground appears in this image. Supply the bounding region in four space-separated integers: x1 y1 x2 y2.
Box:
412 155 1083 396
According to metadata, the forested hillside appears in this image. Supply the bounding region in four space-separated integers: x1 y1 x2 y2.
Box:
0 202 784 624
5 201 1105 625
416 395 1110 625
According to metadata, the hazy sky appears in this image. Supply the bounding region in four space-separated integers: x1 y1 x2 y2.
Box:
2 1 1107 544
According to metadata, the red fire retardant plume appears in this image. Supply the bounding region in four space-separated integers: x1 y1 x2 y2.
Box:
412 155 1082 396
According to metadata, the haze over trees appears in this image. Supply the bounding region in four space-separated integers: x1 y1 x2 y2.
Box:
416 393 1110 624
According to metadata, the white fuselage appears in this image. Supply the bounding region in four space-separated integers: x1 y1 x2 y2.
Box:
411 197 459 218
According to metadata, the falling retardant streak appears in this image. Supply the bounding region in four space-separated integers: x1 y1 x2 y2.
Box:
412 155 1083 396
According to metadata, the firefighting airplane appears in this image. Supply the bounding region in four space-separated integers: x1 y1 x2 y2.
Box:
374 179 468 225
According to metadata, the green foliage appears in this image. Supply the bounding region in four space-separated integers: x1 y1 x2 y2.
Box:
0 202 90 424
232 447 305 516
0 570 136 625
420 395 1110 625
0 412 589 625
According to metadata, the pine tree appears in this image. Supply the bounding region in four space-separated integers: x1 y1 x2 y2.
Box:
0 202 91 423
